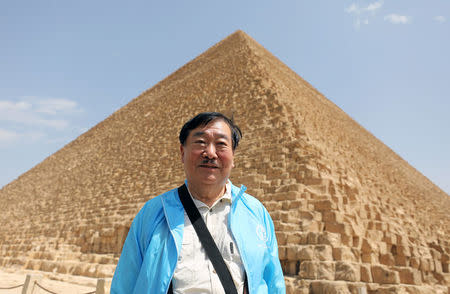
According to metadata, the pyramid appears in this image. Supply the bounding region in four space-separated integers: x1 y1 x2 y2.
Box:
1 30 449 293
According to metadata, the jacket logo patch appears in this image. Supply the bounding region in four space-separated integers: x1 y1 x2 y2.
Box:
256 224 269 243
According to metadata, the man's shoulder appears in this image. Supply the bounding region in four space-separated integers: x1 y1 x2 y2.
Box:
230 182 268 214
138 187 180 216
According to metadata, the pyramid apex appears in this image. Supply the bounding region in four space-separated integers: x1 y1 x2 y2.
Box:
218 29 258 46
230 29 249 37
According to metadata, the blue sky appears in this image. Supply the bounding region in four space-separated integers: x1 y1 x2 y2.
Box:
1 1 449 195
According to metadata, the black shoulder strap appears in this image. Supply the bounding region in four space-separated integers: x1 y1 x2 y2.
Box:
177 184 238 294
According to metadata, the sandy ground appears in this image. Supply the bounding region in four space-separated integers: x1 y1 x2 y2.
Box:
0 267 111 294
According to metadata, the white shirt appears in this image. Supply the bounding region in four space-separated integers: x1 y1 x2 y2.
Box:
173 182 245 294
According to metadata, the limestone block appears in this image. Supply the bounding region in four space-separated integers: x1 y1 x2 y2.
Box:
362 238 379 254
344 284 367 294
96 264 116 278
421 272 438 285
278 246 287 260
362 253 379 264
395 254 409 267
333 247 357 262
366 230 384 242
396 235 409 247
310 280 351 294
40 260 57 272
402 285 437 294
314 200 337 211
299 261 335 280
383 232 397 245
307 232 320 244
341 234 353 247
360 263 373 283
353 236 363 248
326 222 352 236
315 245 333 261
374 285 408 294
379 242 389 255
410 246 420 258
286 246 298 261
285 279 297 294
380 253 396 266
323 211 344 223
276 232 287 245
398 245 412 257
298 245 314 260
335 261 361 282
318 231 341 247
419 258 432 272
394 267 422 285
410 257 420 269
300 219 321 232
286 232 306 244
281 260 295 275
442 262 449 273
433 259 443 274
430 248 442 260
372 265 400 284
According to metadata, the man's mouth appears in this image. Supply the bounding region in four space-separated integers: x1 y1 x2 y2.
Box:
199 164 219 169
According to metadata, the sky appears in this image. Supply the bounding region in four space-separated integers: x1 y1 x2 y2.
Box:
1 1 449 195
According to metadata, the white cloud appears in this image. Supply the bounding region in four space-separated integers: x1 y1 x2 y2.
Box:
345 1 383 28
384 14 412 24
434 16 446 23
367 1 383 12
0 128 20 144
0 129 45 148
0 96 84 147
0 97 81 129
346 3 358 14
35 98 79 115
346 1 383 14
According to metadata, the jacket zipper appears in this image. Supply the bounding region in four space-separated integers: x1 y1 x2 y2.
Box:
161 197 179 294
229 185 251 294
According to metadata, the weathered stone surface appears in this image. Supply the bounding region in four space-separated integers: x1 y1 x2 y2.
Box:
333 247 358 262
360 264 373 283
394 267 422 285
310 280 350 294
372 265 400 284
299 261 335 280
335 261 361 282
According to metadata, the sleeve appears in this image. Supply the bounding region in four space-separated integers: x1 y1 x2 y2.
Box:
110 207 146 294
263 207 286 293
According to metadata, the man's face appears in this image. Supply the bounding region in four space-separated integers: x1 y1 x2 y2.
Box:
180 119 235 189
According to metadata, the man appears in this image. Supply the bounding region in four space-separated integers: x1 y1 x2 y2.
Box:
111 112 285 293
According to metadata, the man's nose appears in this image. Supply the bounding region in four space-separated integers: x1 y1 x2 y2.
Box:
203 143 217 159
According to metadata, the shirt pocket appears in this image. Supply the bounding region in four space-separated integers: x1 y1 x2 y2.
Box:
173 229 196 287
223 240 244 272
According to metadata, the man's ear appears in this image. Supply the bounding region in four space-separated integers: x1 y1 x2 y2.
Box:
231 150 235 168
180 144 185 163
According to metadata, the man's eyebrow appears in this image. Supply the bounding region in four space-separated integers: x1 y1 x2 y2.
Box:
192 131 206 137
191 131 230 140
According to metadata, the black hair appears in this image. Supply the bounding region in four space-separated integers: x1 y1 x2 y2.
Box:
179 112 242 150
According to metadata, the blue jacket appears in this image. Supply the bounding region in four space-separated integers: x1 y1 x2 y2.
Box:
111 182 286 293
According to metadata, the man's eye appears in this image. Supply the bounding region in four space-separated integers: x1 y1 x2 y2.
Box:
195 140 206 145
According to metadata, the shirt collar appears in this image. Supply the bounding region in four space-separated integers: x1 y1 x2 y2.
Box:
187 180 232 209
